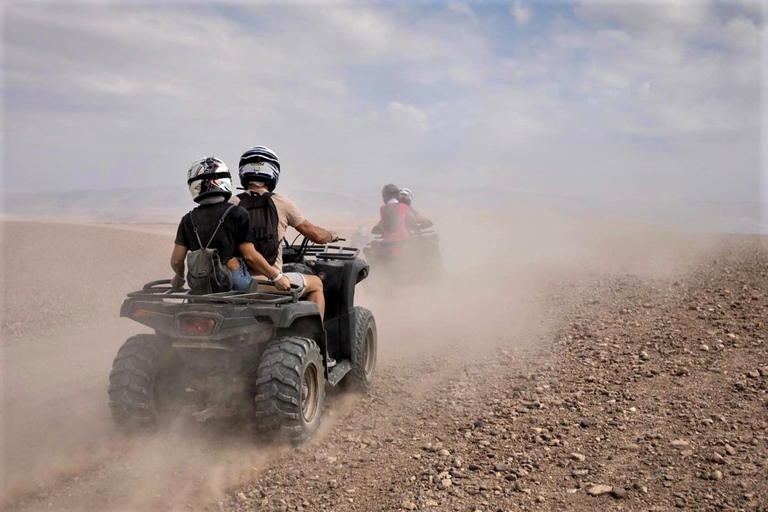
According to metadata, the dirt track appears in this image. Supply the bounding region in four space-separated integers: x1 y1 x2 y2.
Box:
1 219 766 512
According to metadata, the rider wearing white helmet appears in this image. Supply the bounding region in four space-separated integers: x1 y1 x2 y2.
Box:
398 188 433 230
231 146 337 319
170 157 278 292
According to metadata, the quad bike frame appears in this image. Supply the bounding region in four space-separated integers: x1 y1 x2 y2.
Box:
108 243 377 441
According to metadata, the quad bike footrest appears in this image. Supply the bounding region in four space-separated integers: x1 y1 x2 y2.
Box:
327 360 352 386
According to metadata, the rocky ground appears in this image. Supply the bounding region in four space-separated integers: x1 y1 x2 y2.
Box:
216 238 767 512
2 221 766 512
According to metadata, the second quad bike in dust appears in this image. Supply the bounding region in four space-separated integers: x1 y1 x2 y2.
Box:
363 229 442 284
108 241 377 441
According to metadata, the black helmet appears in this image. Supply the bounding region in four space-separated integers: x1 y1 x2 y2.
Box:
381 183 400 203
238 146 281 191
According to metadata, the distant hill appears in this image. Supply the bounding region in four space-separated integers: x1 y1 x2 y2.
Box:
2 186 764 234
1 186 375 224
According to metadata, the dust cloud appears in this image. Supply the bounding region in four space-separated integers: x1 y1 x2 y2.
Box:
0 206 719 511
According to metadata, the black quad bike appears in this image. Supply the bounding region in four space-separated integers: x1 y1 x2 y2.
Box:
108 239 377 441
363 229 443 284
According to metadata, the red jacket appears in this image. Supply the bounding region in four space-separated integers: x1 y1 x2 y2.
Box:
378 202 418 242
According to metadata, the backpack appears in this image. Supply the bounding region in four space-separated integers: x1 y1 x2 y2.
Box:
186 204 236 294
237 191 280 265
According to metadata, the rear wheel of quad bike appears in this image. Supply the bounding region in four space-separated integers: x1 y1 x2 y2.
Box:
254 337 325 442
345 307 377 392
108 334 184 432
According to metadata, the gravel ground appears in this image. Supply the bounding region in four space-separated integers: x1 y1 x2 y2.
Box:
215 237 767 512
2 219 765 512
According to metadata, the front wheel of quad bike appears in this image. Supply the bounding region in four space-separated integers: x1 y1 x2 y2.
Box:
344 307 378 392
108 334 184 432
254 337 325 442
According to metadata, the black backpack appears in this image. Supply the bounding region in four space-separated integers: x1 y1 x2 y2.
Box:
237 191 280 265
186 204 235 294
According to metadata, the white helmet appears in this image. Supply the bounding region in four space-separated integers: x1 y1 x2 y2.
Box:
398 188 412 205
238 146 281 191
187 157 233 203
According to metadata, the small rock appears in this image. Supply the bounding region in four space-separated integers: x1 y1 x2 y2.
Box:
493 463 511 472
572 469 589 477
569 453 586 462
724 444 736 456
708 452 725 464
735 382 746 391
468 463 481 471
439 478 452 490
611 487 628 499
699 344 710 351
579 419 592 428
587 484 613 496
424 500 438 507
400 501 417 510
709 470 723 481
671 439 689 448
438 449 450 457
237 493 247 503
640 351 650 360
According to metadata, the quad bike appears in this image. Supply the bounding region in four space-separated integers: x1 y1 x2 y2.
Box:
108 239 377 441
363 229 443 284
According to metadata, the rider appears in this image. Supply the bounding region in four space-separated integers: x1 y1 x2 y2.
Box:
372 183 420 242
398 188 433 230
232 146 338 319
170 157 280 292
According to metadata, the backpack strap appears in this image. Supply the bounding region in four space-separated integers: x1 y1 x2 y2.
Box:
189 204 236 249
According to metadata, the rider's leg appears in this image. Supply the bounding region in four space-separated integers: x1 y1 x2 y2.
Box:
301 275 325 320
251 272 325 320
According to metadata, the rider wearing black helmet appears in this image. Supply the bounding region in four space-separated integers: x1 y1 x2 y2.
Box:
232 146 338 319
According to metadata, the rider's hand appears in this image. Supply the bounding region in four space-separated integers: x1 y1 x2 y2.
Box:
171 274 185 291
272 273 291 292
328 230 340 243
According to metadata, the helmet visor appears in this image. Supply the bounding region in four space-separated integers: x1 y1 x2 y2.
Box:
240 161 277 175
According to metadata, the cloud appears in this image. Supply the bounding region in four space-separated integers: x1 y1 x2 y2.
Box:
447 2 479 24
511 1 533 25
387 102 430 134
2 1 762 217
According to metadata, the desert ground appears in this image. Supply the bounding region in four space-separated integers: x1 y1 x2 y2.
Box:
1 214 766 512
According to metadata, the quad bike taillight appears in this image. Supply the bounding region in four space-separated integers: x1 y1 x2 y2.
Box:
180 316 217 336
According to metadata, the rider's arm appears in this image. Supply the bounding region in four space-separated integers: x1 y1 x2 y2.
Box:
409 207 433 229
171 244 187 277
239 242 275 278
295 220 338 244
371 220 383 235
404 207 422 234
416 214 433 229
239 242 291 291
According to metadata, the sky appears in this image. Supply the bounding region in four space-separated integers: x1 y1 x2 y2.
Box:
2 0 766 226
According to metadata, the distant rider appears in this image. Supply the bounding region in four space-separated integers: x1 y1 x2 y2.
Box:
398 188 433 231
372 183 420 242
170 157 280 292
231 146 338 319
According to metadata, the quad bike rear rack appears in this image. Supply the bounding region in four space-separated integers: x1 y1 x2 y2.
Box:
127 279 301 305
284 242 361 262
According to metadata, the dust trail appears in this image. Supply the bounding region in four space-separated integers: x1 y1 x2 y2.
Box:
0 212 719 511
